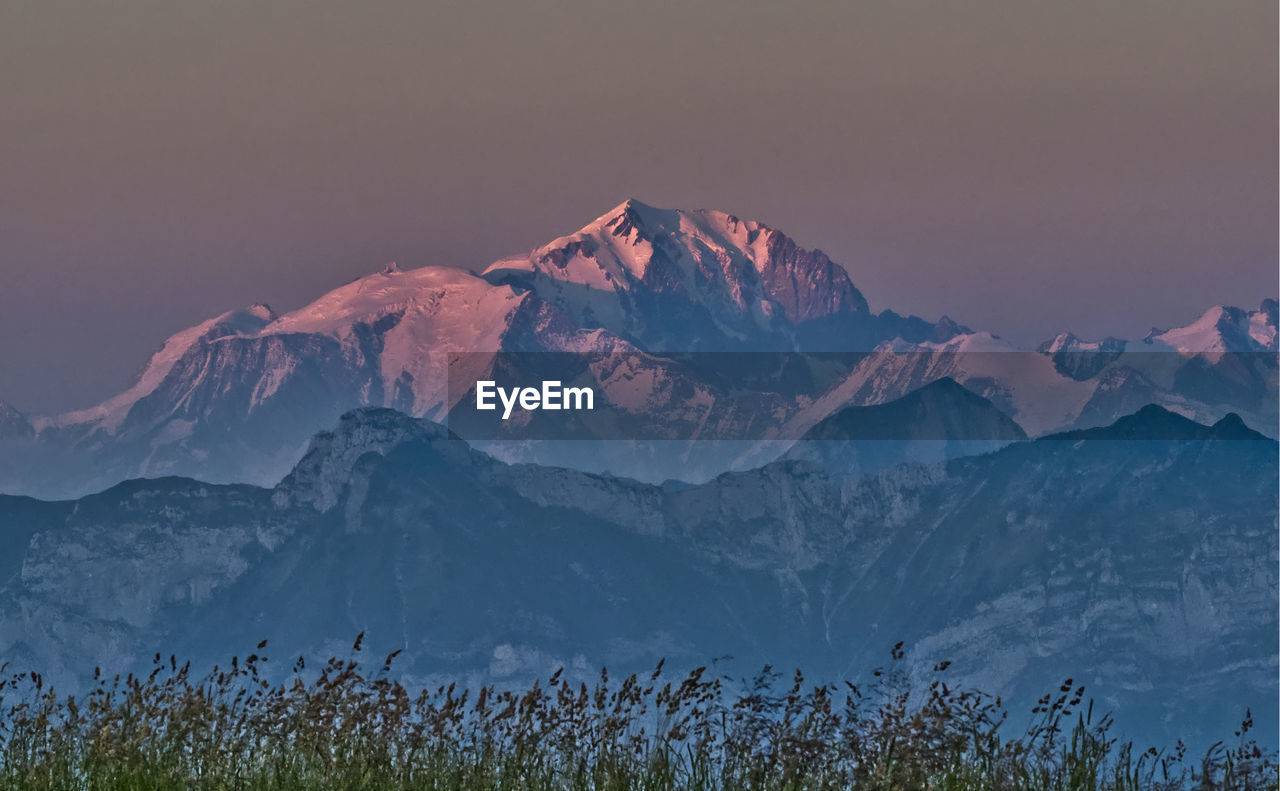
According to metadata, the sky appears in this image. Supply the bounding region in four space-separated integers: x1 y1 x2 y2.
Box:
1 0 1275 414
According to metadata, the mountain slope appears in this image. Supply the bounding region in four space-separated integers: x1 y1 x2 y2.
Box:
480 199 956 351
799 377 1027 441
783 377 1028 476
0 201 963 498
1144 300 1279 354
0 401 33 441
1 201 1274 499
0 404 1274 747
1046 404 1270 441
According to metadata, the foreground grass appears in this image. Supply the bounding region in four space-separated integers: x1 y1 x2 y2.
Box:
0 637 1274 790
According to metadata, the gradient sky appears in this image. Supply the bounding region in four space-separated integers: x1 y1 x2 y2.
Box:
1 0 1276 414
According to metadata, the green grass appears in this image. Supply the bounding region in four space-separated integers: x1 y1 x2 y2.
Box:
0 637 1273 790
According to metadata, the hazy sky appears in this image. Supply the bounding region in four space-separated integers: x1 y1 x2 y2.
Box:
1 0 1275 414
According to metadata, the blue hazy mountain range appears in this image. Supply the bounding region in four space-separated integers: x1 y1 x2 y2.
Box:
0 201 1275 751
0 387 1274 749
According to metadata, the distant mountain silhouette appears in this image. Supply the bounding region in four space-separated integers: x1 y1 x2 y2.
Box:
801 377 1027 441
1046 403 1268 441
1 403 1273 748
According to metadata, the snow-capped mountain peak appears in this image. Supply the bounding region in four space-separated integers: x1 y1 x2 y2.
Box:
266 264 518 340
1037 331 1126 355
40 303 277 433
1144 300 1278 354
481 199 872 350
8 202 1273 500
34 200 904 449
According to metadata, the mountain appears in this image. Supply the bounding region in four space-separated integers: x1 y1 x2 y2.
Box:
798 377 1027 441
1039 301 1279 358
770 300 1277 448
0 403 38 495
1143 300 1278 354
0 201 1274 498
479 200 964 351
1037 333 1128 381
480 200 868 349
4 200 971 499
0 401 33 441
783 377 1027 476
1034 298 1274 358
1035 301 1279 434
1045 404 1269 441
1 403 1274 748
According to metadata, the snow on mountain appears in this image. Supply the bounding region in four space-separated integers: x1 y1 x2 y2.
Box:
1036 333 1127 381
487 199 867 312
1251 299 1279 348
1027 300 1279 433
1039 332 1110 355
37 199 932 441
1143 300 1278 355
2 200 1274 498
1037 332 1127 358
783 331 1098 438
786 298 1279 443
1036 300 1279 359
481 199 877 351
263 264 529 415
6 201 948 497
36 304 278 434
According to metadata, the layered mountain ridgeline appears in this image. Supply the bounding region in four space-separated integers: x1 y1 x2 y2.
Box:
1045 404 1271 441
782 377 1028 477
1038 300 1278 380
1 199 1275 499
1 396 1274 748
0 200 959 498
798 377 1028 442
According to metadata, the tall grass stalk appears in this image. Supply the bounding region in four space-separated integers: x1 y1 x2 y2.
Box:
0 637 1273 790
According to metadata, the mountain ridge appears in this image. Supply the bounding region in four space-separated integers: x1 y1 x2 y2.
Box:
1045 404 1269 441
1 400 1273 748
800 376 1028 441
1 201 1275 499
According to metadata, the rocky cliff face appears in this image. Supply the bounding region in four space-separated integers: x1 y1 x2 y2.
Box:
1 403 1274 748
